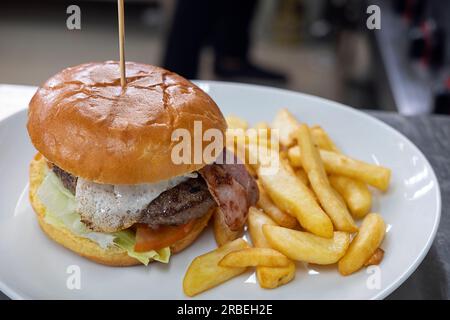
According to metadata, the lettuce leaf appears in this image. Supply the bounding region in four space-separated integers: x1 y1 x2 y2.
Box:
36 170 170 265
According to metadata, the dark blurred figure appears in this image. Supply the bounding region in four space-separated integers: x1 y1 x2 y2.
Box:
163 0 286 82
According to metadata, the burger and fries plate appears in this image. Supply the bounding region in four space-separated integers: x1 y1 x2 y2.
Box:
0 81 441 299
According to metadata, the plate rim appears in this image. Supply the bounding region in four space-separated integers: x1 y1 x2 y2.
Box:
0 81 442 300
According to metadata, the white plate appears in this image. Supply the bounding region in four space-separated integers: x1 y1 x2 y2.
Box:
0 81 441 300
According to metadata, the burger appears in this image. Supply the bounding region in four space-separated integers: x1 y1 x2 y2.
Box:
27 61 258 266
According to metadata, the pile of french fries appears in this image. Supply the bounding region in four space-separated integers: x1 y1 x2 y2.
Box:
183 109 391 297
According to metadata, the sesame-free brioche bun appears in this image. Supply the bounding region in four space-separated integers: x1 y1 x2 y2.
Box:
27 61 227 184
29 153 213 266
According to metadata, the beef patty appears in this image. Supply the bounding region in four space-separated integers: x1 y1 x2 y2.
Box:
140 178 216 227
52 165 77 194
51 164 215 227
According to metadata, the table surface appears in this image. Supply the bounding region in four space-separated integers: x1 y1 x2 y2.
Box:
0 84 449 300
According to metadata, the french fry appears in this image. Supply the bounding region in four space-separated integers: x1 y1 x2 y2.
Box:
226 129 246 159
219 248 290 268
246 124 271 150
228 122 273 159
253 122 271 142
256 181 298 229
295 168 309 186
254 122 270 130
245 140 278 173
329 175 372 219
248 207 277 248
226 115 248 130
310 126 340 152
281 157 296 174
364 248 385 266
338 213 386 276
287 146 303 167
258 163 334 238
257 261 296 289
225 115 249 157
296 125 357 233
263 225 350 264
321 150 391 191
271 109 299 147
213 208 243 246
288 146 391 191
183 238 250 297
247 207 296 289
308 127 372 217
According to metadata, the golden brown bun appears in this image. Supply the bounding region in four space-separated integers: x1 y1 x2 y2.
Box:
27 61 227 184
29 153 213 266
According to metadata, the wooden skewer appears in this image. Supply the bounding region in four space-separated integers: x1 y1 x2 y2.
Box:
117 0 126 88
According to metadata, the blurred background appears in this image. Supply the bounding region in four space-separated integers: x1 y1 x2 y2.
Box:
0 0 449 115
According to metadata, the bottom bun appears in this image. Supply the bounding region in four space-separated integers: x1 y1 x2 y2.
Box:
29 153 213 267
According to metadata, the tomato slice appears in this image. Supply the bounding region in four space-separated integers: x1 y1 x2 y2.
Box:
134 220 196 252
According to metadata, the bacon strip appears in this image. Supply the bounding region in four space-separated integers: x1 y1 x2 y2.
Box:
199 150 259 231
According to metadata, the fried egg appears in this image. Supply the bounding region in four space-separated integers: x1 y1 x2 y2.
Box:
76 173 196 232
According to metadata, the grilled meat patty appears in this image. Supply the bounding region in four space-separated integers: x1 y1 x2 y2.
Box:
140 178 216 227
52 165 77 194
